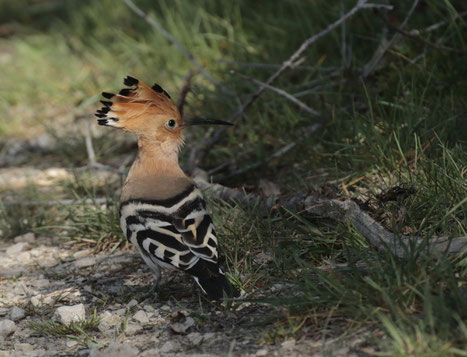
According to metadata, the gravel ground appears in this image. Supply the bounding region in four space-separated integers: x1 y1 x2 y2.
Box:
0 167 370 356
0 233 363 356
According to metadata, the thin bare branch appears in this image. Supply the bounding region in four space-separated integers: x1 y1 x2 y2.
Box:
233 71 320 117
123 0 232 95
218 59 340 72
362 0 420 78
193 172 467 257
420 10 467 34
176 70 194 116
382 16 467 54
195 0 392 166
82 118 96 166
340 0 348 68
215 123 322 181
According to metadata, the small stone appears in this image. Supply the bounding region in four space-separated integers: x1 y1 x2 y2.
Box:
281 339 295 349
43 295 54 306
160 304 171 311
0 308 8 317
98 312 120 332
10 307 25 321
6 242 30 257
30 294 54 307
0 319 16 337
89 342 138 357
15 342 34 351
124 323 143 336
66 339 79 347
29 247 43 257
132 310 149 324
87 341 102 350
30 294 43 307
74 257 97 268
126 299 138 309
0 259 17 273
143 304 154 312
16 251 31 263
31 278 50 289
54 304 85 325
271 283 285 292
335 347 350 356
171 316 194 334
203 332 217 343
160 340 181 353
13 283 30 296
14 232 35 244
187 332 203 345
73 249 92 259
115 308 126 316
256 348 268 356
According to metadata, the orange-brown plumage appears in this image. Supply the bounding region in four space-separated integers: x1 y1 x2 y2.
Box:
95 76 238 299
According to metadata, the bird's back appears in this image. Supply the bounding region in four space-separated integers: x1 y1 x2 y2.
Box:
120 173 238 299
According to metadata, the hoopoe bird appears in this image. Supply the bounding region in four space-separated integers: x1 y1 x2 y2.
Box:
95 76 239 300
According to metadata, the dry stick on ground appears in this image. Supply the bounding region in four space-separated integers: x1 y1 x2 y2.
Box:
123 0 233 96
362 0 419 78
193 170 467 257
233 71 321 117
194 0 393 167
176 71 194 116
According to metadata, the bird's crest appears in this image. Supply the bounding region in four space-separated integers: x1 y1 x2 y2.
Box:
95 76 181 132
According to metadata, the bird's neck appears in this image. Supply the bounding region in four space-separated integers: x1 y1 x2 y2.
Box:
129 138 183 178
120 137 192 203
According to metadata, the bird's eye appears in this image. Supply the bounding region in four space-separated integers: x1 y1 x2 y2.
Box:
166 119 177 129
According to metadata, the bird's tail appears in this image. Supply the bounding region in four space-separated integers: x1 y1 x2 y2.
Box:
193 271 240 300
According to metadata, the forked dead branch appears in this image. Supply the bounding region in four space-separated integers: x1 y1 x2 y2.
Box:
193 0 393 167
193 170 467 258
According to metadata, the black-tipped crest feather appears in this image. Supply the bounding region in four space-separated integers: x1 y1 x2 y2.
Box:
101 92 115 99
152 83 171 99
119 88 133 96
100 100 112 107
152 83 163 93
124 76 139 86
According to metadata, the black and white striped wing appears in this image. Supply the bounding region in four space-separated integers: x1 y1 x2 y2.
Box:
120 186 219 273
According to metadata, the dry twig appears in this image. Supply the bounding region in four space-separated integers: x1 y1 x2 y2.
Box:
214 123 322 181
381 16 467 55
176 70 194 116
420 10 467 34
193 171 467 257
233 71 320 117
362 0 419 78
82 118 96 166
123 0 232 95
218 59 340 72
194 0 393 166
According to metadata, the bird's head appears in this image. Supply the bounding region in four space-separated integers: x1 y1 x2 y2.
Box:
95 76 231 153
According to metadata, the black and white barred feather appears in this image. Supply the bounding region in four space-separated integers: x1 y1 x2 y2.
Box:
120 184 238 299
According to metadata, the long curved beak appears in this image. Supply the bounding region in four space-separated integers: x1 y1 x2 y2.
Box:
184 117 233 126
